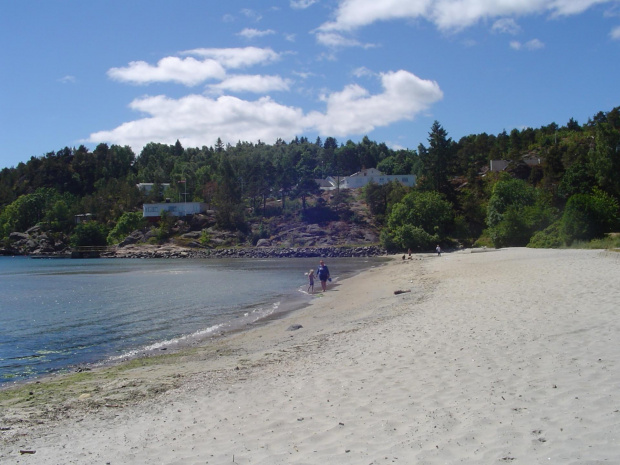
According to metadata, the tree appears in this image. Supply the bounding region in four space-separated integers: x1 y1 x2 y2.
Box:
381 190 453 251
0 188 57 237
589 122 620 198
560 190 619 245
70 221 108 247
486 177 555 247
213 157 244 229
107 211 146 244
418 121 456 198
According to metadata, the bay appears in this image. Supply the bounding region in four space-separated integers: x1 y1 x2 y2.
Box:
0 256 385 387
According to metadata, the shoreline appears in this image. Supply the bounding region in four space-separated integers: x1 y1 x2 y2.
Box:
0 255 389 390
2 248 620 463
1 244 388 259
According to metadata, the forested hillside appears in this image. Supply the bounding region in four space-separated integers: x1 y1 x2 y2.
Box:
1 106 619 254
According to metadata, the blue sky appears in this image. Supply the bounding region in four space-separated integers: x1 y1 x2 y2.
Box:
1 0 619 169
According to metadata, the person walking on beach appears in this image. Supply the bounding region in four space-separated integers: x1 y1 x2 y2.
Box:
317 259 330 292
436 245 442 256
307 269 315 294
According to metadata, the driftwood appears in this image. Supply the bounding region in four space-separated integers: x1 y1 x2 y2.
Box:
393 289 411 295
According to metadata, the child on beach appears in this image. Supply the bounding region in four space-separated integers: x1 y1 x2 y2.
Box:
307 269 315 294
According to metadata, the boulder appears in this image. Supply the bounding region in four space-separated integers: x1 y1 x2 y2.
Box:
9 232 29 242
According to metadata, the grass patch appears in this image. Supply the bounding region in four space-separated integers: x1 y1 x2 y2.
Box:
566 233 620 250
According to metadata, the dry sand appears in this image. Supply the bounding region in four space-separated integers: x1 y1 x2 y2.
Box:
1 248 620 464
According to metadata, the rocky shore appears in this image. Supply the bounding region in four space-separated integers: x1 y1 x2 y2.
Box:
1 216 387 259
109 243 386 259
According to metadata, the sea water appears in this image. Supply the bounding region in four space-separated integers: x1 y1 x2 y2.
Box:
0 256 385 386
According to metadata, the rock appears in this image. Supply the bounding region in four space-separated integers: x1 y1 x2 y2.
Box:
182 231 201 239
256 238 271 247
9 232 29 241
287 324 303 331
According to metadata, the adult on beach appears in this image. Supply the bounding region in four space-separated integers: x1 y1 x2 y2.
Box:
317 259 330 292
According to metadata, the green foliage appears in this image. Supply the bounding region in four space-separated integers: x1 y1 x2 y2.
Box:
486 178 558 247
417 121 456 198
70 221 108 247
107 211 146 244
156 210 176 241
0 188 65 238
569 234 620 250
376 149 418 175
473 230 494 248
200 229 211 246
381 190 453 251
394 224 437 250
560 190 619 245
527 222 563 248
557 163 595 199
363 181 408 223
1 106 619 251
589 122 620 198
486 178 536 228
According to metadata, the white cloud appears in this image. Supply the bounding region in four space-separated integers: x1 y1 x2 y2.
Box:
611 25 620 39
510 38 545 50
304 70 443 136
181 47 280 69
107 56 226 86
290 0 319 9
525 38 545 49
58 75 76 84
88 94 306 154
492 18 521 35
315 31 375 48
241 9 262 22
319 0 431 32
88 70 442 153
352 66 375 77
238 28 276 39
319 0 617 32
208 75 292 94
108 47 283 87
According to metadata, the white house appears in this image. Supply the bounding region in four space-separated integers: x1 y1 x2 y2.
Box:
340 168 416 189
136 183 171 195
143 201 207 219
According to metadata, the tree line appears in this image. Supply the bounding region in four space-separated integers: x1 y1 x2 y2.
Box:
1 106 618 251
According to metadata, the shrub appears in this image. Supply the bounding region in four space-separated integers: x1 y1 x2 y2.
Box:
70 221 109 247
107 211 145 244
394 224 437 251
527 221 563 248
560 190 619 245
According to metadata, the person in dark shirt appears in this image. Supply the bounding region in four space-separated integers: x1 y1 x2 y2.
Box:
317 259 330 292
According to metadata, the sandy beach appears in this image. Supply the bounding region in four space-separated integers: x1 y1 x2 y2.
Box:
1 247 620 464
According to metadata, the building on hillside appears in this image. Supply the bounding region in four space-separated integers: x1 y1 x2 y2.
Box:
522 154 542 167
74 213 94 224
136 183 171 195
490 155 543 172
143 201 207 220
489 160 510 172
339 168 416 189
314 178 336 190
